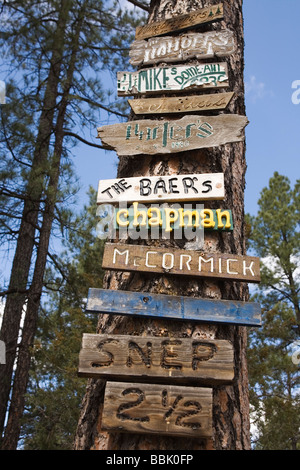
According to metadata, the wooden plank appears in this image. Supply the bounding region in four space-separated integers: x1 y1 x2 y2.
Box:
102 243 261 283
97 173 225 204
135 3 223 40
97 114 248 157
117 63 229 96
78 333 234 385
102 381 213 438
130 30 236 66
86 288 262 327
128 92 234 115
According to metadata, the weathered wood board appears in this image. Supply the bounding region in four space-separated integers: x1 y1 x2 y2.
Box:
86 288 262 327
97 114 248 156
102 381 213 438
102 243 261 283
78 333 234 385
135 3 223 40
130 30 236 66
97 173 225 204
117 63 229 96
128 92 234 115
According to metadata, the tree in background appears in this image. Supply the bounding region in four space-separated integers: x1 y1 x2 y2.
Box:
20 189 104 450
0 0 143 449
247 172 300 450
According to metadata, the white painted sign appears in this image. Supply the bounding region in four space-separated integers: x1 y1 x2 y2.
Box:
117 62 229 96
97 173 225 204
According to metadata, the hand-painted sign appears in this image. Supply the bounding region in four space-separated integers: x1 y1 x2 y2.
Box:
97 173 225 204
78 333 234 385
86 289 262 327
128 92 234 115
130 30 236 66
102 243 261 283
117 63 229 96
135 3 223 40
113 205 233 232
97 114 248 156
102 381 213 438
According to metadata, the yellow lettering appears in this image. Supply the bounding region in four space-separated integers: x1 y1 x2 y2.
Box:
116 208 129 227
164 208 178 232
216 209 231 229
132 202 147 227
148 207 162 227
178 208 200 228
200 209 215 228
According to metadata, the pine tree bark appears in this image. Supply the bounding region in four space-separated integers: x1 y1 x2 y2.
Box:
74 0 250 451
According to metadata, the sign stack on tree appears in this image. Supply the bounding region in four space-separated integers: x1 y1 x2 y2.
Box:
75 0 260 451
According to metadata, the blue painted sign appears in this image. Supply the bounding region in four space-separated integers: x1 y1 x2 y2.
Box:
86 288 261 327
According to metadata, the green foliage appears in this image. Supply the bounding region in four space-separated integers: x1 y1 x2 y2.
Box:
247 172 300 450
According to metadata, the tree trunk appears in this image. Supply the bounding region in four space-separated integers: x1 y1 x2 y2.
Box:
74 0 250 451
0 2 86 449
0 2 72 442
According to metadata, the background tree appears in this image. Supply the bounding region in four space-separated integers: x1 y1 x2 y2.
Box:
20 189 104 450
0 0 143 449
75 0 251 451
247 172 300 450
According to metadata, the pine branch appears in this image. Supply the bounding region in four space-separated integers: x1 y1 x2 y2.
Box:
127 0 150 12
63 130 109 150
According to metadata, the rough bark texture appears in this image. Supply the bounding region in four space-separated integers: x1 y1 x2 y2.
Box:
74 0 250 451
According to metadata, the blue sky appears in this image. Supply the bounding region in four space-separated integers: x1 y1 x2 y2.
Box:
72 0 300 218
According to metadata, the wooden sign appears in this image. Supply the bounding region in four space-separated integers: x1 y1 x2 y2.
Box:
97 114 248 156
128 92 234 115
102 381 213 438
113 206 233 232
135 3 223 40
130 30 236 66
102 243 261 283
78 333 234 385
97 173 225 204
118 63 229 97
86 288 262 327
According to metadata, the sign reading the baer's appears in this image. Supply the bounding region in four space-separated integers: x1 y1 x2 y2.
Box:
102 382 213 438
117 63 229 96
97 115 248 156
135 3 223 40
128 92 234 115
130 30 236 66
102 243 261 283
97 173 224 204
78 334 234 385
